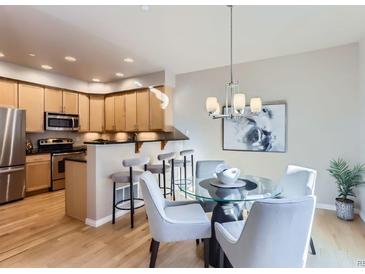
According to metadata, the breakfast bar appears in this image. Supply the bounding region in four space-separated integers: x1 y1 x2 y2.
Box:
84 129 188 227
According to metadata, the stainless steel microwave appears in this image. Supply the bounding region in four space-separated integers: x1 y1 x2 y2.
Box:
45 112 79 131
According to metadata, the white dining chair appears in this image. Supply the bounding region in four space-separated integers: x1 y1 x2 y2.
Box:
279 165 317 254
139 171 211 268
215 196 316 268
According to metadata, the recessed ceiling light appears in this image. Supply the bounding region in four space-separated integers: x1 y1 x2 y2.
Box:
0 52 4 58
141 5 150 11
65 56 77 62
123 57 134 63
92 78 100 82
41 65 53 70
115 72 124 77
28 53 35 57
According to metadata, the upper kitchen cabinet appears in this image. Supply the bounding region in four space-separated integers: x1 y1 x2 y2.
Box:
105 94 126 132
62 91 78 115
149 86 165 130
114 94 126 131
0 79 18 108
136 89 150 131
18 83 44 132
89 95 104 132
78 93 90 132
125 91 137 131
104 95 115 131
45 88 63 113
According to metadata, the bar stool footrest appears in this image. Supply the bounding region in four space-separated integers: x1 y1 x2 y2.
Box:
115 198 144 210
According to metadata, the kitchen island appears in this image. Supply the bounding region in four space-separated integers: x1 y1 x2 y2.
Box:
84 129 188 227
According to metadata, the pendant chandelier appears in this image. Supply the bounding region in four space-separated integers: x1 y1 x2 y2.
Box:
205 6 262 119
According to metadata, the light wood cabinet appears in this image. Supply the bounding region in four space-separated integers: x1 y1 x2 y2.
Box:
63 91 78 114
115 94 126 131
89 95 104 132
104 95 115 131
78 93 89 132
125 91 137 131
136 89 150 131
18 84 44 132
105 94 126 132
25 154 51 192
149 86 165 130
65 160 86 222
44 88 63 113
0 79 18 108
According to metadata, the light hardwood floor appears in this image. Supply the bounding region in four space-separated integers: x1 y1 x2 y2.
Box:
0 190 364 268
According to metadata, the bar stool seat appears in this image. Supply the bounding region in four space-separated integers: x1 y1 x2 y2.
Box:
111 170 144 186
169 159 191 167
146 164 171 174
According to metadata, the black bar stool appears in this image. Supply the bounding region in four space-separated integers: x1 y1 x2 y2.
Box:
110 156 150 228
145 152 175 198
170 149 194 198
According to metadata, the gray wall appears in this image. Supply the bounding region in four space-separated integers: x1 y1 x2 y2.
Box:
174 44 360 205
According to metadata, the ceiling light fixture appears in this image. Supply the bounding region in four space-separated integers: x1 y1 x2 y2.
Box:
0 52 4 58
41 65 53 70
65 56 77 62
205 6 262 119
28 53 35 57
92 78 100 82
124 57 134 63
115 72 124 77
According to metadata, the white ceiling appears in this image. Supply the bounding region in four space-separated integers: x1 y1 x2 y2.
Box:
1 5 365 83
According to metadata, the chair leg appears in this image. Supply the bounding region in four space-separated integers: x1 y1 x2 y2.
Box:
171 160 175 201
196 239 199 245
112 182 116 224
183 156 187 198
158 173 161 188
191 154 194 181
149 239 160 268
203 238 210 268
129 168 134 229
310 237 316 255
149 239 153 253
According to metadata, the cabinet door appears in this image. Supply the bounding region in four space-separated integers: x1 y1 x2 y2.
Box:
125 91 137 131
0 79 18 108
89 95 104 132
18 84 44 132
63 91 78 114
25 160 51 192
104 96 115 131
45 88 63 113
78 93 89 132
136 89 150 131
115 94 126 131
149 86 165 130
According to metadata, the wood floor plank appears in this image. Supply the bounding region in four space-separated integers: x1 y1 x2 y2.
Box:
0 190 364 267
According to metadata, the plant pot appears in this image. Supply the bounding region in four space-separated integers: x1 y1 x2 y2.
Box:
335 198 354 221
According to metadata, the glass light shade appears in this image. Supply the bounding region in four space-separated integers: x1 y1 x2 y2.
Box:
233 93 246 113
206 97 218 113
250 97 262 113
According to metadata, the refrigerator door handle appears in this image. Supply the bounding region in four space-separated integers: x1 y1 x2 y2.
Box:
0 166 25 174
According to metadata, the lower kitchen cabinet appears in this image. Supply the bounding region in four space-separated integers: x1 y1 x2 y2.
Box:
25 154 51 192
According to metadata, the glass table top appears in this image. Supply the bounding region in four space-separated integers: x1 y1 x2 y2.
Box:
177 175 282 203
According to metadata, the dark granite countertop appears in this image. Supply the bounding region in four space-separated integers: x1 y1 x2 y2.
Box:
26 145 87 155
84 127 189 145
64 155 87 163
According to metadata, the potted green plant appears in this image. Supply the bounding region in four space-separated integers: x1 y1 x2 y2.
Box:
328 158 365 221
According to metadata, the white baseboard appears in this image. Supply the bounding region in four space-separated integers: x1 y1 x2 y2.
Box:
316 203 362 221
85 210 128 228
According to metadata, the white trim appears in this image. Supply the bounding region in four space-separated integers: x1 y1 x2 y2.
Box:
316 202 360 215
85 210 127 228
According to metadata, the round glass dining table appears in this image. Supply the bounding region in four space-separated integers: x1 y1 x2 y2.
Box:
178 175 282 267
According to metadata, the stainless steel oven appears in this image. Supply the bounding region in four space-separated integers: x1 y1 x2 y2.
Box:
51 151 85 191
45 112 79 131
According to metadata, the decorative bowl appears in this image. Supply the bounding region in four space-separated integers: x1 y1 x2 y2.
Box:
215 164 241 185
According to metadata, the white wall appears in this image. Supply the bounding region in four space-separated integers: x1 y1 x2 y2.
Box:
174 44 360 206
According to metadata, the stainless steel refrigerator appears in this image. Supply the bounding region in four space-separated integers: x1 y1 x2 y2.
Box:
0 107 26 204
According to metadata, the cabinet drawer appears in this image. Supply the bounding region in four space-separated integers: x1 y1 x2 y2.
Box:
26 154 51 163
